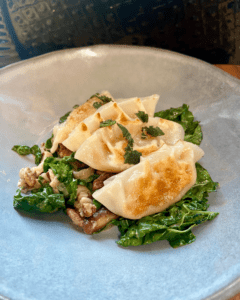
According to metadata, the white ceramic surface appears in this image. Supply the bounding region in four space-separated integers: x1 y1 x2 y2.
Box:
0 45 240 300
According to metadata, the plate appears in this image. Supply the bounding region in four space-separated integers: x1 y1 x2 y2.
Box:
0 45 240 300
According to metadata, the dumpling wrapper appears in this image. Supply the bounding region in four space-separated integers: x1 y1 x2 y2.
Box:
63 97 148 152
62 94 160 152
92 141 204 219
74 116 184 172
115 94 159 118
50 91 114 153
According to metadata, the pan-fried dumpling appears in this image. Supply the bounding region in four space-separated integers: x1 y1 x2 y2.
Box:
115 94 159 118
50 91 114 153
62 98 148 152
92 141 204 219
74 115 184 172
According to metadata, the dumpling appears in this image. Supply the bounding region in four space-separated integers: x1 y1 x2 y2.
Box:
62 98 147 152
62 94 160 152
115 94 159 118
50 91 114 153
92 141 204 219
74 115 184 172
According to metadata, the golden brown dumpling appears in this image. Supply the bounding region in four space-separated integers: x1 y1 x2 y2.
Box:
92 141 204 219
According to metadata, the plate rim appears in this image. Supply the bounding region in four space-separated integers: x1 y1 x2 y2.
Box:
1 44 240 89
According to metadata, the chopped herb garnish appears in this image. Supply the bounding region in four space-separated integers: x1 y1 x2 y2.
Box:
93 102 103 109
100 119 116 128
141 126 165 138
117 124 134 147
96 95 113 103
124 149 142 165
12 145 42 165
117 124 142 164
92 93 113 109
135 111 149 123
73 104 79 109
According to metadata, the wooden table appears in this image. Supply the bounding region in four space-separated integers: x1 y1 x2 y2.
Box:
215 64 240 80
213 65 240 300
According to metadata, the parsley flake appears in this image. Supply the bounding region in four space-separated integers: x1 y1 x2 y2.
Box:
135 111 149 123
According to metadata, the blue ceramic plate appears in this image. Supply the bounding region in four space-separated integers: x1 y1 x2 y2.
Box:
0 45 239 300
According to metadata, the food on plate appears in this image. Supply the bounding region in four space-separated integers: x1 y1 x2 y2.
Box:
12 92 218 248
93 141 204 219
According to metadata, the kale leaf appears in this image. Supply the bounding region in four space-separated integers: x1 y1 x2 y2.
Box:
45 134 54 149
154 104 203 145
43 153 79 205
12 145 42 165
13 186 65 213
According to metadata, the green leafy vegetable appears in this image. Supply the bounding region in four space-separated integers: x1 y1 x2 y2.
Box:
13 186 65 213
43 154 80 205
154 104 203 145
142 126 165 138
100 119 116 128
59 104 80 124
45 134 53 149
12 145 31 155
112 163 218 247
135 111 149 123
93 199 102 210
12 145 42 165
30 145 42 165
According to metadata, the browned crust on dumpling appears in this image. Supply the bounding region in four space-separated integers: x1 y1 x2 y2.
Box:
125 156 193 217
